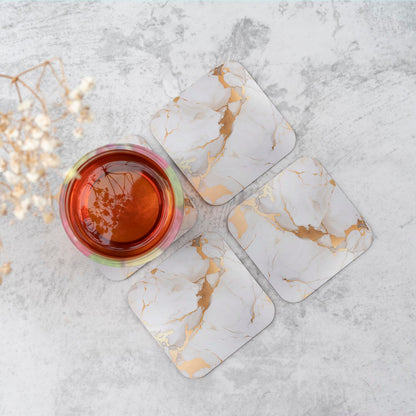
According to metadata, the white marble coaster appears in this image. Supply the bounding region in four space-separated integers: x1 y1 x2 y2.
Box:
150 61 296 205
128 232 275 378
228 157 373 303
95 137 198 281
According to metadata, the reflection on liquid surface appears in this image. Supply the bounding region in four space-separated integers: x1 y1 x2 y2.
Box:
80 161 162 247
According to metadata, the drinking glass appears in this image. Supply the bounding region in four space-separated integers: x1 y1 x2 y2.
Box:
59 144 184 267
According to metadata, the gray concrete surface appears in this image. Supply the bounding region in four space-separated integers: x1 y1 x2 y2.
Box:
0 2 415 415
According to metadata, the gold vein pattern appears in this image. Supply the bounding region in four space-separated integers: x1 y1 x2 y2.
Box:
95 137 198 281
228 157 373 303
150 61 296 205
128 232 275 378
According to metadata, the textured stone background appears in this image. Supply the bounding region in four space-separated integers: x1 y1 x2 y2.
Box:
1 2 415 415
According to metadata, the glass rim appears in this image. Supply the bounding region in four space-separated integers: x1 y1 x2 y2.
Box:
59 143 184 267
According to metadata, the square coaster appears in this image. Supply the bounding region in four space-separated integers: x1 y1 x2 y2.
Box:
150 61 296 205
128 232 275 378
228 157 373 303
95 137 198 282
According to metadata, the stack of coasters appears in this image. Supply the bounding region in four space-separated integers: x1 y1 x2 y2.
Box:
151 61 296 205
95 137 198 282
228 157 373 302
128 232 274 378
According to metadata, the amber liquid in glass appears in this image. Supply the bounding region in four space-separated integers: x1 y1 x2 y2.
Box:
66 149 175 260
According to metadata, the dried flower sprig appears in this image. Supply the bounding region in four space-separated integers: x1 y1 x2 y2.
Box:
0 58 94 284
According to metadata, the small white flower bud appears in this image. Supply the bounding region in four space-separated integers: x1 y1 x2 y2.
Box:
79 77 95 93
11 184 25 198
26 169 41 183
35 113 51 132
73 127 83 138
0 262 11 275
17 100 32 112
40 153 60 168
9 152 21 174
4 171 22 186
67 100 82 114
13 198 30 220
69 89 83 100
32 195 48 211
43 212 54 224
22 138 40 151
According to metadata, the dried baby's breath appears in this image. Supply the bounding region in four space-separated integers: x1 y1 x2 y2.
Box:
73 127 83 139
0 203 7 216
13 198 30 220
0 262 11 275
42 212 54 224
0 58 94 284
0 261 11 284
0 158 7 172
32 195 47 211
35 113 51 132
17 99 32 113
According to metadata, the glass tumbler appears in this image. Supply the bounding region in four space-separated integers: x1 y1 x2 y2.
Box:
59 144 183 267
